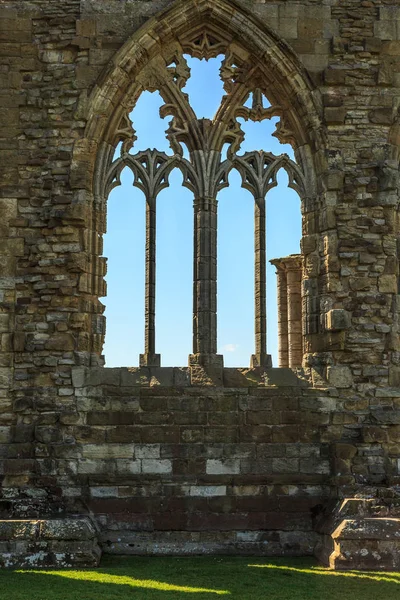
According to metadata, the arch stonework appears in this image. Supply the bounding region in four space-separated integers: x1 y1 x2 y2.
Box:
70 0 324 368
0 0 400 569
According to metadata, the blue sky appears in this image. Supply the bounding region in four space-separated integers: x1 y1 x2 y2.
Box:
102 56 301 367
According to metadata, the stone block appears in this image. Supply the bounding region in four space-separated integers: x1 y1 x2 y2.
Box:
333 444 357 460
77 459 116 475
326 366 353 389
325 309 351 331
115 460 141 475
324 67 346 85
300 459 330 475
376 388 400 398
278 18 298 39
72 367 88 388
141 459 172 474
206 459 240 475
263 369 304 387
76 19 96 37
135 444 161 459
90 487 118 498
82 444 134 459
189 486 226 497
0 521 37 540
0 518 101 568
324 107 347 124
374 20 396 41
378 275 397 293
298 18 323 39
389 367 400 387
333 518 400 541
371 409 400 424
369 108 393 125
272 458 299 473
40 519 97 541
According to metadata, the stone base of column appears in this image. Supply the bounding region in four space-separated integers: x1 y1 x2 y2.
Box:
250 353 272 368
139 353 161 367
188 353 224 368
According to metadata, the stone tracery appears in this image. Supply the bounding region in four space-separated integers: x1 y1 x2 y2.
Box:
104 39 306 367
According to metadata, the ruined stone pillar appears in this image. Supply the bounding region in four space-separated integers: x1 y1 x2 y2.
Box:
251 197 272 368
271 255 303 368
270 259 289 368
140 196 160 367
190 196 222 367
285 255 303 368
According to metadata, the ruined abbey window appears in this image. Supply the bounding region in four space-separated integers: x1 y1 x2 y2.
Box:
101 33 307 369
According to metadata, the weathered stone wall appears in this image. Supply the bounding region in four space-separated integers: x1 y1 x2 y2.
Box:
0 0 400 564
2 365 400 556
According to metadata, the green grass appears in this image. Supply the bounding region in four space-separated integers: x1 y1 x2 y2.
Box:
1 556 400 600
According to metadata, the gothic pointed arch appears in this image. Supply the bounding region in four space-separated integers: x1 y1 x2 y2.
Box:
69 0 326 364
72 0 324 192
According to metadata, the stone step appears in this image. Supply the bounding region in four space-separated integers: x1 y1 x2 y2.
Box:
315 499 400 570
0 517 101 568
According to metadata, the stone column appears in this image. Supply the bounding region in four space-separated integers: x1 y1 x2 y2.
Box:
190 196 223 367
270 255 303 368
285 255 303 368
140 196 160 367
251 197 272 368
270 259 289 368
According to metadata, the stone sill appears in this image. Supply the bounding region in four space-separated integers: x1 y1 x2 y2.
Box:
72 366 311 388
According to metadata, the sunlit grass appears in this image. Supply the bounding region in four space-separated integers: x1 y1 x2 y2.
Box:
1 556 400 600
19 569 230 595
248 563 400 585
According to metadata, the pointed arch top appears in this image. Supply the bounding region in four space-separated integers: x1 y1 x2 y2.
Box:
86 2 321 149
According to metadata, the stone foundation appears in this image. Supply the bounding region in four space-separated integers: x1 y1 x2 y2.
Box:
1 366 400 569
315 499 400 570
0 518 101 568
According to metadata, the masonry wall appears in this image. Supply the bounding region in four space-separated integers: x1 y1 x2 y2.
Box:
2 365 400 554
1 0 400 556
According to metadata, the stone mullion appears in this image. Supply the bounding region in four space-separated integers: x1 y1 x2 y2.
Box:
140 196 160 367
191 196 218 359
251 197 271 368
192 199 199 355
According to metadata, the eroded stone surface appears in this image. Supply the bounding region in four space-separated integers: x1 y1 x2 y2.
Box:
0 518 101 568
0 0 399 571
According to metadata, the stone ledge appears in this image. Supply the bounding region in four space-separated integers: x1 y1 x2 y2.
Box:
0 518 101 568
315 499 400 570
72 366 312 389
99 529 318 556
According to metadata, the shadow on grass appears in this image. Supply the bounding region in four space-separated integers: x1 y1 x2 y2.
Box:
1 556 400 600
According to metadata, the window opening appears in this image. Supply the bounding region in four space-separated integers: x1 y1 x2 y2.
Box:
218 169 254 366
102 36 308 369
182 55 225 120
102 168 145 367
156 169 193 365
267 169 301 367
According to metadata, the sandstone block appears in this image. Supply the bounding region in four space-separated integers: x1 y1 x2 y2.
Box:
378 275 397 293
324 107 347 124
82 444 134 459
327 366 353 389
206 459 240 475
41 519 97 541
325 309 351 331
135 444 160 459
189 486 226 497
141 459 172 474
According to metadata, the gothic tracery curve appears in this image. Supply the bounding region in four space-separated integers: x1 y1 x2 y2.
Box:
79 0 323 367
